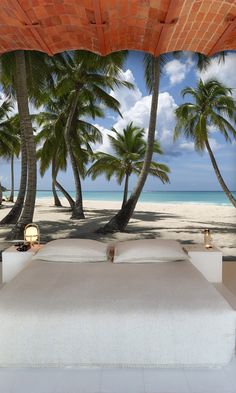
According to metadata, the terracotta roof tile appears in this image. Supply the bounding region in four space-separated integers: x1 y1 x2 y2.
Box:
0 0 235 55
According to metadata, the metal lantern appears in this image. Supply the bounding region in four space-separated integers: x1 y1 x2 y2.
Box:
24 223 40 246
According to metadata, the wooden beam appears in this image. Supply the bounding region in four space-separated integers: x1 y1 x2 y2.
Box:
10 0 53 55
154 0 178 57
208 16 236 56
93 0 107 56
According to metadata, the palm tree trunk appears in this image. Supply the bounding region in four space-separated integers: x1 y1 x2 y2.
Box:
8 155 14 202
52 158 62 207
52 180 62 207
1 132 27 225
64 91 85 219
98 57 161 233
55 180 74 210
72 161 85 219
205 139 236 207
0 182 2 206
122 173 129 208
7 50 37 240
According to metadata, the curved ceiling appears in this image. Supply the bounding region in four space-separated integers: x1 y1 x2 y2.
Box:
1 0 236 56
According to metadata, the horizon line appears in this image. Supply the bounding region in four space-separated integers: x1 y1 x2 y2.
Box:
8 189 236 193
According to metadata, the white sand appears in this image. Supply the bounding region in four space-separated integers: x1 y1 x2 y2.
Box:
0 198 235 259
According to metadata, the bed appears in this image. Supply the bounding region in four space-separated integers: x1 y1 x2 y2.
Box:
0 257 235 367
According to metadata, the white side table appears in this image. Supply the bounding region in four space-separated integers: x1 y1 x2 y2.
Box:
184 244 222 283
2 245 41 283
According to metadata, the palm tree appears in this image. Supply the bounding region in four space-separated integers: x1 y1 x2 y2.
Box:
0 99 19 206
98 55 162 232
2 115 21 203
98 52 227 233
88 122 169 208
0 50 54 238
35 95 104 211
52 50 133 219
174 78 236 207
7 51 37 238
0 128 27 224
35 98 68 208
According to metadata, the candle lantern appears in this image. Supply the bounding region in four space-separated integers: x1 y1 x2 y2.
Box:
203 229 212 249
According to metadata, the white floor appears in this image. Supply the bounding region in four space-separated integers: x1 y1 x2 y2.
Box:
0 358 236 393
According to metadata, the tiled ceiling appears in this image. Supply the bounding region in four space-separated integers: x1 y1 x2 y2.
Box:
0 0 236 56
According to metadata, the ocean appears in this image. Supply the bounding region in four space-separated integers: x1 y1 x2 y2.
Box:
32 191 235 205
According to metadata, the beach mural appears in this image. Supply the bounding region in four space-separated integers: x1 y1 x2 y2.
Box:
0 51 235 259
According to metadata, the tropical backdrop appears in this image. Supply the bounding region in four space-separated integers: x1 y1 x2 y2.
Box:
0 50 235 257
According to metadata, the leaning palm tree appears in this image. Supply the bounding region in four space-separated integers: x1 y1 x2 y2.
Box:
35 97 70 208
88 122 169 208
35 95 104 211
52 50 133 219
174 78 236 207
97 54 163 232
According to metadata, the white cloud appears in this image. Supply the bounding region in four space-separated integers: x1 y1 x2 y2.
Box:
113 94 151 133
157 92 177 128
164 57 194 86
96 68 224 159
198 52 236 98
179 141 195 151
93 89 181 157
111 91 182 157
110 69 142 113
92 124 113 154
114 92 177 134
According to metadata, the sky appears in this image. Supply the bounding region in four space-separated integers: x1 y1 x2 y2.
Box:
1 50 236 192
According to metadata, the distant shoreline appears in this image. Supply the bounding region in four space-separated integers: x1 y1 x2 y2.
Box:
5 190 236 192
34 197 232 207
3 190 235 206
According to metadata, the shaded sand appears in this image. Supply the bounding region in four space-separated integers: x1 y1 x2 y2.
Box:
0 198 235 260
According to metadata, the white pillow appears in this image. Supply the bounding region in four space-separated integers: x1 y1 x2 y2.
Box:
113 239 188 263
33 239 108 263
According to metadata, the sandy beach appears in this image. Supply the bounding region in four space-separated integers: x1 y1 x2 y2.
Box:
0 198 235 260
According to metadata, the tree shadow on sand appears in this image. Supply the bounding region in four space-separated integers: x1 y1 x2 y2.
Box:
0 207 235 260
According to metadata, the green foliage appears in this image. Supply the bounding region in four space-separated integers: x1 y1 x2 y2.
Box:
36 50 133 189
0 51 54 105
35 96 104 178
49 50 133 120
174 78 236 152
87 122 170 185
0 100 20 159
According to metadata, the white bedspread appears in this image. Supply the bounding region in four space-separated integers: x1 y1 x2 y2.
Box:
0 260 235 367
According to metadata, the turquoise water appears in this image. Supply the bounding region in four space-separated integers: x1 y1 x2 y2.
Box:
33 191 235 205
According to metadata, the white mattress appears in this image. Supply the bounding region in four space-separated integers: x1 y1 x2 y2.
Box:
0 260 235 367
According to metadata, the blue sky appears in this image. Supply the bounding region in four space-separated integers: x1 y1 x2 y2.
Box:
1 50 236 192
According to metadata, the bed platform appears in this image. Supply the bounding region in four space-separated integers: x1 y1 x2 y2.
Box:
0 260 235 367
